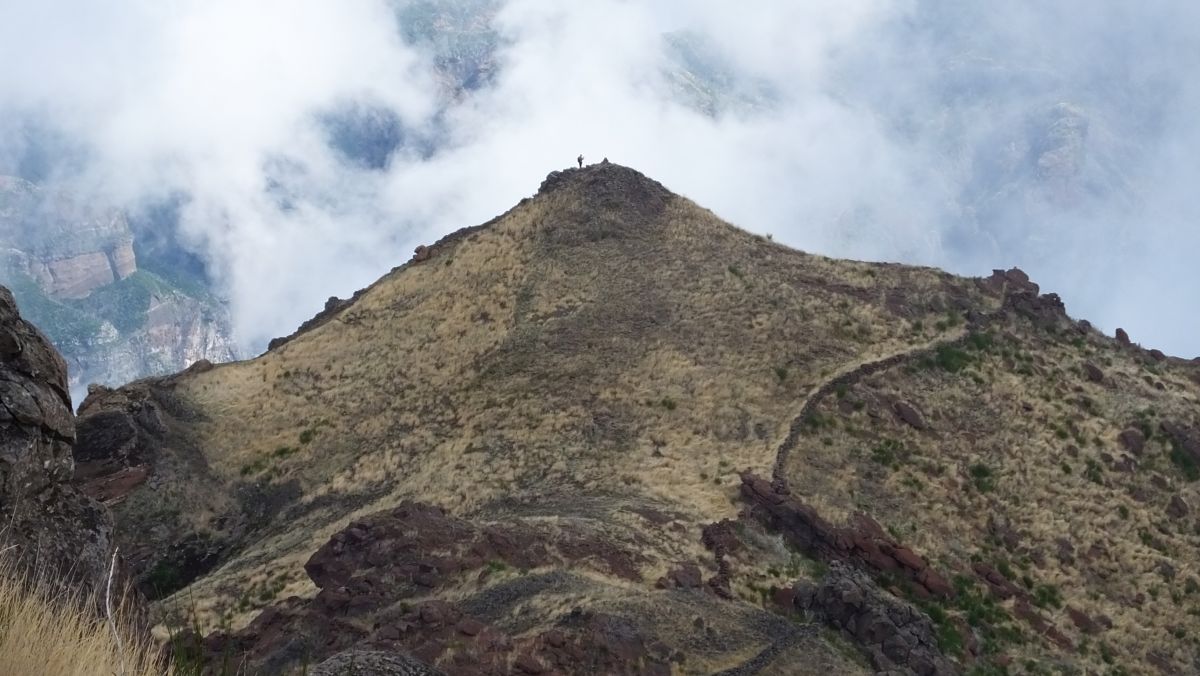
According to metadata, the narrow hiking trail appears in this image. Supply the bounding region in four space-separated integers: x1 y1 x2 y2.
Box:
770 322 981 482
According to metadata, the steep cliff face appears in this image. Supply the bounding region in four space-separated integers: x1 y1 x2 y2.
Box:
0 285 118 597
0 176 238 399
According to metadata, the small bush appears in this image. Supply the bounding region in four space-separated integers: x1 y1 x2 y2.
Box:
272 446 297 459
934 345 973 373
1169 441 1200 481
870 439 906 468
239 458 268 476
970 463 995 492
1032 584 1062 609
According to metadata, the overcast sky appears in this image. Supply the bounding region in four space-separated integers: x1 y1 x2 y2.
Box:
1 0 1197 356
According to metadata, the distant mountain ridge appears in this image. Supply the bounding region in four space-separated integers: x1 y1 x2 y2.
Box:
0 175 237 403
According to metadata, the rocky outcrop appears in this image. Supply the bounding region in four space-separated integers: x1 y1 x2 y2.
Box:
72 381 236 600
983 267 1039 296
180 502 677 675
68 288 237 396
1 175 137 299
785 562 958 675
893 400 927 430
26 240 137 299
740 474 954 600
1118 428 1146 455
1082 362 1104 384
0 284 119 597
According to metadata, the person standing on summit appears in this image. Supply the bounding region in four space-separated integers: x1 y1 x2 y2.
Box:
577 154 584 168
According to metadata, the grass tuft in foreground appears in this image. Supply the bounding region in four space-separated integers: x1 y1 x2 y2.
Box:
0 554 169 676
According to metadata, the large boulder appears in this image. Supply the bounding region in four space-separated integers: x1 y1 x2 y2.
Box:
0 285 120 599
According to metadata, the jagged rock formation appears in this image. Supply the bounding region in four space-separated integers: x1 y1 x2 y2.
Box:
0 175 237 399
786 562 957 675
75 164 1200 674
0 285 118 598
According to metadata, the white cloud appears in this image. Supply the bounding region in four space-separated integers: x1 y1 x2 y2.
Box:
1 0 1198 356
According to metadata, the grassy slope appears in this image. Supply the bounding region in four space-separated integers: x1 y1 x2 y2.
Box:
780 307 1200 672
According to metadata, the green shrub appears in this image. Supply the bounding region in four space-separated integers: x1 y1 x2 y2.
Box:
970 463 995 492
870 439 906 467
935 345 973 373
1169 441 1200 481
1032 584 1062 609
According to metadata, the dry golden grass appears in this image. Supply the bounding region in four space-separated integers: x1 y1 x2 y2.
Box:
780 310 1200 673
142 178 994 641
0 557 168 676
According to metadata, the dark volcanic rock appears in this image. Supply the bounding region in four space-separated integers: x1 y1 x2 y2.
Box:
188 502 673 675
788 561 957 676
985 267 1039 296
1005 291 1067 326
0 285 123 600
72 381 219 599
1115 328 1131 346
1082 362 1104 384
1167 495 1190 519
1118 428 1146 455
893 400 927 430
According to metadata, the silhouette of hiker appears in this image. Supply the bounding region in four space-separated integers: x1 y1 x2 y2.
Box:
577 154 584 168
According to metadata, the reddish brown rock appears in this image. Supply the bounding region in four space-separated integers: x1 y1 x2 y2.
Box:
739 473 953 600
1082 362 1104 383
78 465 149 504
972 563 1022 600
1148 348 1167 361
1067 606 1102 634
515 653 547 674
890 546 926 571
1044 626 1073 650
1116 328 1131 346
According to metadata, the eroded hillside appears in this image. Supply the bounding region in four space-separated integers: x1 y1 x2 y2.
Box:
74 164 1197 675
